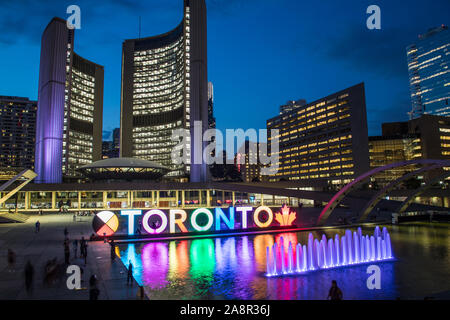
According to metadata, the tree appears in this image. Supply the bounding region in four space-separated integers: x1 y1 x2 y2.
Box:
403 177 421 190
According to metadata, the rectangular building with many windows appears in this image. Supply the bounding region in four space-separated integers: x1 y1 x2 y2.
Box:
368 134 421 187
0 96 37 170
235 141 267 183
266 83 370 186
371 115 450 183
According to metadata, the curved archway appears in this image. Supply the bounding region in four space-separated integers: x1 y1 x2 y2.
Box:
398 171 450 213
358 164 442 222
316 159 450 225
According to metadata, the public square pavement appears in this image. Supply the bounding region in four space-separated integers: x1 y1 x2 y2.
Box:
0 214 142 300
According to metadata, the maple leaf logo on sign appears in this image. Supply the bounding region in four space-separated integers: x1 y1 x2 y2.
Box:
275 204 296 226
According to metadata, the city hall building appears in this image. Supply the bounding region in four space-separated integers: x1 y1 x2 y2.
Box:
34 17 104 184
120 0 209 182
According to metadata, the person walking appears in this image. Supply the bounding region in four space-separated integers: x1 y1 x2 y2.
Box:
327 280 343 300
80 237 85 255
35 220 40 233
89 274 100 300
110 240 116 261
80 237 88 265
7 249 16 272
64 227 69 239
24 260 34 295
127 261 133 286
64 240 70 264
73 239 78 259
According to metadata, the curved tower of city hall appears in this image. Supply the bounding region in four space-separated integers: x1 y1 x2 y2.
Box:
120 0 208 182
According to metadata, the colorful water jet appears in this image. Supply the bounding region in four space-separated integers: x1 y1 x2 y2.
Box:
266 226 393 277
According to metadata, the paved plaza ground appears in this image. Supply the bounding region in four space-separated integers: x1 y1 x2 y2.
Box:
0 214 142 300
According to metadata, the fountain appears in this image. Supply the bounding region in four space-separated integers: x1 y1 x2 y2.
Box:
266 226 394 277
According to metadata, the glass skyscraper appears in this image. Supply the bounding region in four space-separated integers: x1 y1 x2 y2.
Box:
407 25 450 118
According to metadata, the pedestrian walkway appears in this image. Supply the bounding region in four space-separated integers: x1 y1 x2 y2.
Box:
0 214 143 300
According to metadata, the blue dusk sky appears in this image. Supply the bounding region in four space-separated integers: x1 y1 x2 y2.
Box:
0 0 449 140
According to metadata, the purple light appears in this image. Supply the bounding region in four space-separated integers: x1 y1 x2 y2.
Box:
265 226 394 277
35 19 68 184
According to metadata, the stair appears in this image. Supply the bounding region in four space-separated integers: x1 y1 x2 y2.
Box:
0 212 30 223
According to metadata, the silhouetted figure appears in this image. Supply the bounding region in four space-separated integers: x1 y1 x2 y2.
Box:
7 249 16 272
327 280 343 300
73 239 78 258
35 221 40 233
89 274 100 300
127 262 133 285
80 236 86 250
137 285 145 300
43 258 58 286
64 240 70 264
80 237 88 265
110 240 116 261
64 227 69 239
24 260 34 294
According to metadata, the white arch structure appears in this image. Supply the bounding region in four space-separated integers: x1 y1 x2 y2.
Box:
317 159 450 225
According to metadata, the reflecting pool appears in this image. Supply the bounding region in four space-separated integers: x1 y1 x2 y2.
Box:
118 222 450 300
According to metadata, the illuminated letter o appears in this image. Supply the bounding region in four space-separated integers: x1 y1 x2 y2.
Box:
191 208 214 232
142 210 168 234
253 206 273 228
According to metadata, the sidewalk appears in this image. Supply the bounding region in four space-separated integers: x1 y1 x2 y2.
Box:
0 214 143 300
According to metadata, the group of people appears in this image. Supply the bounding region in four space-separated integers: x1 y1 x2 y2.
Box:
64 228 88 266
6 215 103 299
8 250 35 295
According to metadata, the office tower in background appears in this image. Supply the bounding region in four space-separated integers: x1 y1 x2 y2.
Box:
120 0 208 182
370 114 450 185
267 83 370 186
407 25 450 118
34 18 104 183
112 128 120 153
0 96 37 170
235 140 266 182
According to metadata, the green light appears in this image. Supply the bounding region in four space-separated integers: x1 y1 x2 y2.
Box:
190 239 215 280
